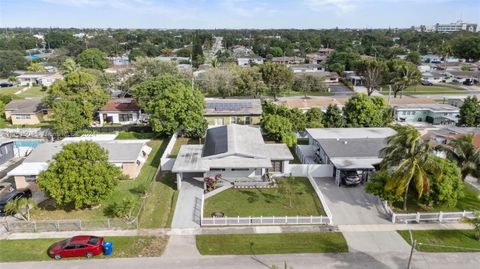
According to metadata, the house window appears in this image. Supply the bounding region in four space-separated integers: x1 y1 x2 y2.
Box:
245 116 252 125
211 168 226 171
230 116 236 124
232 168 249 171
271 161 283 173
42 110 48 115
119 114 133 122
15 114 31 120
25 176 36 182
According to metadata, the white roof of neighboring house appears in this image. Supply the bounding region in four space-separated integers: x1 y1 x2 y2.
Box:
7 162 49 176
306 128 396 140
394 104 459 112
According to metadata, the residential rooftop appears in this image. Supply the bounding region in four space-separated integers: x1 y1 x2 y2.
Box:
306 127 396 140
100 98 140 112
204 98 262 116
4 99 46 114
394 103 459 112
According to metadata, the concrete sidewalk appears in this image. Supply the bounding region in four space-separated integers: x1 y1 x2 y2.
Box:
0 222 472 240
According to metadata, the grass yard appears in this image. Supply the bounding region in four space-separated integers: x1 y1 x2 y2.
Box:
138 172 179 228
196 233 348 255
279 90 334 97
31 139 168 221
17 86 45 98
392 183 480 213
168 137 202 157
0 236 168 262
115 131 159 140
0 86 23 95
203 177 325 217
398 230 480 252
380 84 466 96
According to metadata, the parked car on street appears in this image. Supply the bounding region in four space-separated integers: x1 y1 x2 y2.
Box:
0 82 14 87
341 170 363 186
48 236 104 260
421 80 433 86
463 79 475 86
0 188 32 214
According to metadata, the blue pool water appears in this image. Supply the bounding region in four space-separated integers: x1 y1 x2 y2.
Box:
14 140 44 148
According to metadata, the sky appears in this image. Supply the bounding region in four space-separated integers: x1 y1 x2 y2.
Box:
0 0 479 29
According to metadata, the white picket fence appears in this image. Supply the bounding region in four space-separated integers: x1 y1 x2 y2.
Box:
201 215 331 226
391 210 476 224
5 218 138 232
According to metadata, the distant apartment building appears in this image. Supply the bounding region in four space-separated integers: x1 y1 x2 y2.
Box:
417 21 477 33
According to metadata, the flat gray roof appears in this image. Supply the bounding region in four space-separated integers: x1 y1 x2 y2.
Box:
306 128 396 140
5 99 46 114
394 104 459 112
317 138 387 158
204 98 262 116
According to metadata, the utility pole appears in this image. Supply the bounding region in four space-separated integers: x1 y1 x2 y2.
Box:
407 239 417 269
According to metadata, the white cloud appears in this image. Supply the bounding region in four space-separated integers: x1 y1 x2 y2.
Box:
305 0 356 13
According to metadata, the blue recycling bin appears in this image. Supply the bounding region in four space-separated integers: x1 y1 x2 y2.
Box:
102 241 113 256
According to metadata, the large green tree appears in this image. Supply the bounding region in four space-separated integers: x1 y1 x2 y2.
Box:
322 104 345 128
293 74 327 98
451 36 480 62
355 59 386 96
76 48 108 70
386 59 421 98
259 62 293 100
261 114 293 141
232 67 266 97
38 141 120 209
380 125 439 211
0 50 27 77
343 94 390 127
199 68 235 98
305 108 324 128
133 75 207 138
458 96 480 127
51 100 89 136
436 134 480 181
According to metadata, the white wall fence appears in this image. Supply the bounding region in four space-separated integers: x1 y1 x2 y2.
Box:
160 132 178 171
381 200 476 224
307 175 333 224
201 215 331 226
288 164 334 178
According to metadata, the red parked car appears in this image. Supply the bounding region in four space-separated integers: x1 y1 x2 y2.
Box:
48 235 104 260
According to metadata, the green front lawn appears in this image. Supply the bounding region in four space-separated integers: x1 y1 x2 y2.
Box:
203 177 325 217
17 86 45 98
0 236 168 262
196 233 348 255
398 230 480 252
392 183 480 213
168 137 202 157
31 139 169 221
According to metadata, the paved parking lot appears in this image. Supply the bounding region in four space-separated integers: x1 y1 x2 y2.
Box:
314 178 390 225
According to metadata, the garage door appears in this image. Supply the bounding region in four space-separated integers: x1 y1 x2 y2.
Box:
182 172 204 180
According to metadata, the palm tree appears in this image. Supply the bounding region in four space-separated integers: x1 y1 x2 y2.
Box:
4 198 36 221
61 57 80 75
380 125 439 211
436 134 480 181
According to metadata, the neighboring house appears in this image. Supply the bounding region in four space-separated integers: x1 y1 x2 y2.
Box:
280 97 348 112
16 72 63 87
156 56 191 62
303 128 396 186
98 98 144 125
290 64 323 73
421 71 446 83
447 71 480 83
271 56 305 65
295 71 340 83
344 71 364 86
0 140 15 166
4 99 50 125
236 57 264 67
424 127 480 149
171 124 293 189
204 98 262 126
7 139 152 193
394 104 460 125
448 98 464 108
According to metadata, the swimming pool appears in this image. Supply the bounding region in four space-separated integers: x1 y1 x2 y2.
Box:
14 140 44 148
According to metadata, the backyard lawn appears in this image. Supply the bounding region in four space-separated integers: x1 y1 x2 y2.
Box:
380 84 466 95
0 236 168 262
392 183 480 213
196 233 348 255
168 137 202 157
203 177 325 217
398 230 480 252
30 139 168 222
115 131 159 140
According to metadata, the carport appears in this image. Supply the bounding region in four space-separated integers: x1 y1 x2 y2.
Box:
330 157 381 186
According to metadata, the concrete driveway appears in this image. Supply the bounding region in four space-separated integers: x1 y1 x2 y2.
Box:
314 178 390 225
313 178 410 253
170 178 204 229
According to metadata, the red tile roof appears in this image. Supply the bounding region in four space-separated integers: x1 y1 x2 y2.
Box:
100 98 139 112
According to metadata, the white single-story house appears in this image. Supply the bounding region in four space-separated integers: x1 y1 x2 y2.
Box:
394 104 460 125
171 124 293 189
16 72 63 87
7 139 152 194
301 128 396 186
237 57 264 67
98 98 144 125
